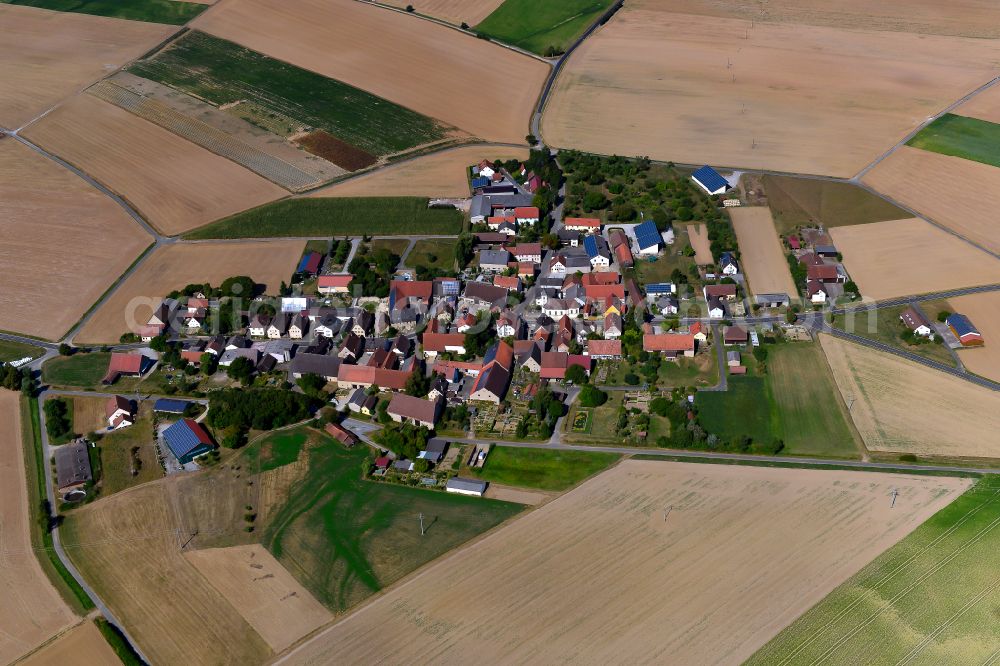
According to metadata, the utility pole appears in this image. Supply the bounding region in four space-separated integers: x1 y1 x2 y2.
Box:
890 488 899 508
419 513 426 536
663 505 672 522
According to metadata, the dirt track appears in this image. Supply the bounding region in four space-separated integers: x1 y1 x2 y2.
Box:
729 207 797 297
278 460 968 665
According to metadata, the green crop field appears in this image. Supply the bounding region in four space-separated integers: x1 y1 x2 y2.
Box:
128 31 448 156
475 0 614 55
697 376 780 446
0 338 43 363
908 113 1000 169
42 352 111 388
748 476 1000 665
472 446 619 491
1 0 206 23
259 428 522 611
766 343 862 458
762 175 908 235
184 197 463 239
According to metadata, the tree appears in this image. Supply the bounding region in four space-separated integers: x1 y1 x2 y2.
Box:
675 206 694 221
525 134 538 145
583 190 608 211
624 372 640 386
58 343 73 356
296 373 327 397
226 357 255 385
843 280 859 296
565 363 588 385
200 353 218 376
404 370 431 397
752 347 768 364
785 311 798 324
44 398 72 440
937 310 952 322
412 458 429 473
149 334 169 353
578 384 608 407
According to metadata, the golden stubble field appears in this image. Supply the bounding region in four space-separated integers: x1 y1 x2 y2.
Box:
948 292 1000 383
830 218 1000 300
193 0 548 145
312 144 529 198
0 391 77 664
378 0 503 26
0 4 173 128
76 240 305 344
0 138 151 340
820 334 1000 457
729 207 797 297
278 460 968 665
541 0 1000 177
20 621 121 666
862 146 1000 254
23 94 286 236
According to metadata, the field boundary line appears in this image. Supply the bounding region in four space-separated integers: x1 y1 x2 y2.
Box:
981 645 1000 666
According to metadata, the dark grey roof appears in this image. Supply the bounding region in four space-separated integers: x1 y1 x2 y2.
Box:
54 440 93 489
480 249 511 266
464 281 508 305
447 477 487 493
425 438 448 453
291 353 342 378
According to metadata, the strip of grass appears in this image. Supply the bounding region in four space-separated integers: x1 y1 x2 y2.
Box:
831 304 956 367
185 197 463 239
475 0 614 55
628 453 983 478
261 428 522 612
129 31 448 156
0 338 44 363
748 476 1000 665
908 113 1000 168
696 376 781 446
42 352 111 388
1 0 205 24
472 446 619 491
21 397 95 614
94 618 144 666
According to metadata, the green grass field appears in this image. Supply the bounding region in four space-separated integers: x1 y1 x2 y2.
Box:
370 238 410 257
42 353 111 388
832 304 956 367
475 0 614 55
97 412 163 495
0 339 43 363
407 238 457 272
762 175 908 235
129 31 448 156
697 376 780 446
908 113 1000 169
1 0 206 24
260 428 522 611
766 343 862 458
184 197 463 239
748 476 1000 665
472 446 619 491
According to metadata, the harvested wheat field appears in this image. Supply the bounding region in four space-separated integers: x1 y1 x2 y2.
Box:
686 223 714 265
379 0 502 26
821 334 1000 457
948 292 1000 382
0 5 172 128
76 240 305 344
23 94 285 235
71 396 110 436
61 482 271 666
862 146 1000 253
729 207 797 298
542 1 1000 177
0 139 150 340
185 545 331 652
955 83 1000 124
20 622 120 666
193 0 548 144
830 218 1000 300
279 460 968 665
312 144 529 198
0 391 77 664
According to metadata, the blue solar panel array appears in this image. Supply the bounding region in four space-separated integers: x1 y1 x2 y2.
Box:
947 314 978 337
153 398 191 414
471 176 490 189
646 283 673 294
692 165 729 193
583 234 599 259
162 420 209 461
634 220 661 250
440 279 460 295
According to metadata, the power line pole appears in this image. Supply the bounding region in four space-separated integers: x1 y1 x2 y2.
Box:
663 505 672 522
890 488 899 508
419 513 426 536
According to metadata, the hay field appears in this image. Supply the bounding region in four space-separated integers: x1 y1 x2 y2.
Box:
0 390 77 664
541 2 1000 177
71 396 108 436
23 94 286 235
686 223 714 265
948 292 1000 382
729 207 797 297
61 482 272 666
192 0 548 144
184 545 331 652
0 4 172 128
820 334 1000 457
830 218 1000 300
0 139 151 340
380 0 502 26
280 460 968 665
76 240 304 343
312 144 529 198
20 622 120 666
862 146 1000 254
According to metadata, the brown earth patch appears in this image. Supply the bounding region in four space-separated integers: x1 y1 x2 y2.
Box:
729 207 797 297
295 131 378 171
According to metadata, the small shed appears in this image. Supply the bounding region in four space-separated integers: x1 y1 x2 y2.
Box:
446 477 488 497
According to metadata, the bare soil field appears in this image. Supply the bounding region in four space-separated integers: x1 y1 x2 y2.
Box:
686 223 714 265
820 334 1000 457
76 240 305 344
192 0 548 144
955 83 1000 123
0 390 77 664
0 4 172 128
61 482 271 666
729 207 797 297
279 460 968 665
23 94 286 235
948 292 1000 383
0 139 151 340
312 145 529 198
20 622 120 666
379 0 502 26
830 218 1000 300
185 545 331 652
862 146 1000 254
541 2 1000 177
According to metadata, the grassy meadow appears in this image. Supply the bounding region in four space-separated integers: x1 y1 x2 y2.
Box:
761 175 908 234
42 352 110 388
475 0 615 55
1 0 205 23
472 446 620 491
0 338 43 363
697 376 780 447
908 113 1000 169
831 304 956 367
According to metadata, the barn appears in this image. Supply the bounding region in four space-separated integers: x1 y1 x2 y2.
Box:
692 165 730 195
634 220 661 256
162 418 215 465
947 313 984 346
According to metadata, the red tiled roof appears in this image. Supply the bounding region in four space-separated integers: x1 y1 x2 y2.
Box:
704 284 737 298
105 395 132 419
514 206 539 218
325 421 358 445
181 350 203 364
493 275 521 291
387 393 440 424
582 272 620 286
615 243 634 266
564 217 601 228
584 284 625 300
391 280 433 301
318 274 353 288
422 332 466 352
587 340 622 356
807 263 839 281
643 334 695 352
432 359 482 376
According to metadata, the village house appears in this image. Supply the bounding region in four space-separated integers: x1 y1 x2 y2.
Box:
634 220 661 257
584 234 612 270
900 306 933 338
514 206 540 226
387 393 443 429
267 312 288 339
719 252 739 276
563 217 602 234
290 353 342 381
289 313 308 339
102 352 153 384
105 395 135 430
542 298 581 319
496 311 521 339
248 313 271 338
603 312 623 339
643 333 696 359
469 341 514 403
587 339 622 359
347 388 379 415
479 249 511 273
703 284 738 301
493 275 521 292
54 440 93 490
691 165 730 195
317 274 353 294
510 242 542 264
723 325 749 346
421 331 467 358
325 421 358 447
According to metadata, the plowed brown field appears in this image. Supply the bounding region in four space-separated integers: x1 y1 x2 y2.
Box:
380 0 503 26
